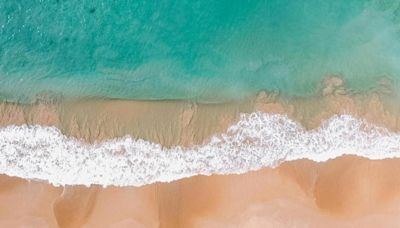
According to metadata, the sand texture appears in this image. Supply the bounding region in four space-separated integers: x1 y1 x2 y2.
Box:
0 156 400 227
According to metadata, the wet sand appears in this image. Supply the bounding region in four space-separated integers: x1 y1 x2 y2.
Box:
0 77 399 147
0 155 400 227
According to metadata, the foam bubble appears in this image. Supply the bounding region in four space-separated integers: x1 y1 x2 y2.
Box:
0 112 399 187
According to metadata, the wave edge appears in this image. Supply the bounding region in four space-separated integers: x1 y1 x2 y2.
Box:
0 112 399 187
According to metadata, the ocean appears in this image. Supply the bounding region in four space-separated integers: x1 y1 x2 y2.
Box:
1 0 400 103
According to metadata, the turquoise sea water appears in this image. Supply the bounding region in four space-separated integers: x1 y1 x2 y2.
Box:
1 0 400 103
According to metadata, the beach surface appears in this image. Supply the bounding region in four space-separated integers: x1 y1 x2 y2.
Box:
0 78 400 226
1 156 400 228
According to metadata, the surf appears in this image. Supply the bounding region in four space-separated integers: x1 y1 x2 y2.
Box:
0 112 399 187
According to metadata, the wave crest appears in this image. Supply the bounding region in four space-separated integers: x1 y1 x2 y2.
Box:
0 112 399 187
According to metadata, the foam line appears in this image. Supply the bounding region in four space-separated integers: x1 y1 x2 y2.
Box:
0 112 399 187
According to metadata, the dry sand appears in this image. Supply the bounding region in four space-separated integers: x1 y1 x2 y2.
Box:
1 156 400 227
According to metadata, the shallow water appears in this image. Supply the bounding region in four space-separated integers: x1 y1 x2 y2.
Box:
1 0 400 103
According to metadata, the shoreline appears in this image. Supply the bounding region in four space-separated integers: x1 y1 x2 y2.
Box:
2 155 400 227
1 78 400 225
1 77 400 187
0 94 400 186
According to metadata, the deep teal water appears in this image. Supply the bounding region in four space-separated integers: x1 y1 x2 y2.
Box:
1 0 400 103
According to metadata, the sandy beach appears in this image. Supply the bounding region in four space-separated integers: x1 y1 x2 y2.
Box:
0 78 400 226
0 155 400 227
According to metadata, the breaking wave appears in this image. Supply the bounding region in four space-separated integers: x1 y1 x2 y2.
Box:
0 112 399 187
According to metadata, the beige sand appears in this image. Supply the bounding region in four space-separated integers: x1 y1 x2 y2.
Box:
1 156 400 227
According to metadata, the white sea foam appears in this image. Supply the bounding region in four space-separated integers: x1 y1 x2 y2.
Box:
0 112 400 187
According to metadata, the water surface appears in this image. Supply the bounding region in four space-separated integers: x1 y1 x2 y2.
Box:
1 0 400 102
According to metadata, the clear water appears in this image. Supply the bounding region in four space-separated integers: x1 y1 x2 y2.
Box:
1 0 400 103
